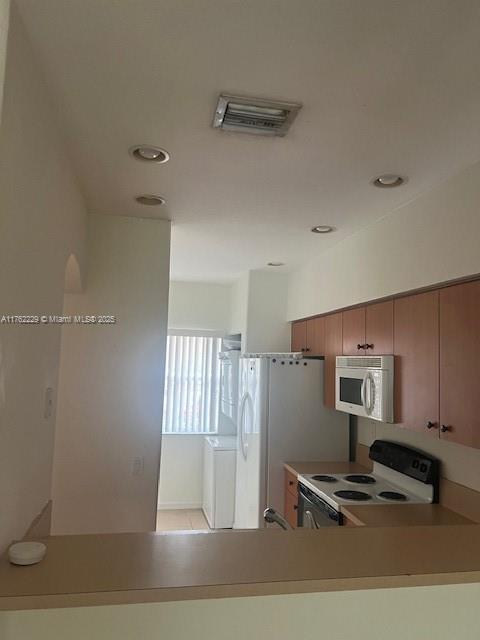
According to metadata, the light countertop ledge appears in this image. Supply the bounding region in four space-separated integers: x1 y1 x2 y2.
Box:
2 526 480 610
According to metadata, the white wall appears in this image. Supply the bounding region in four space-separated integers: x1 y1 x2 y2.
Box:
159 280 231 510
158 435 204 509
0 0 9 124
51 215 170 535
245 270 290 353
287 160 480 320
168 281 231 332
2 583 480 640
229 269 290 353
229 272 249 339
0 5 87 552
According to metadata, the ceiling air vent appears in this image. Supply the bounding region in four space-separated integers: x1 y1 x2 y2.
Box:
212 94 301 137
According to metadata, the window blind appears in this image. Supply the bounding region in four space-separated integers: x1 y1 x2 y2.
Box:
162 334 221 434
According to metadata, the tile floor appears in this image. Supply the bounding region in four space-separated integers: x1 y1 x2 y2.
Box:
156 509 210 532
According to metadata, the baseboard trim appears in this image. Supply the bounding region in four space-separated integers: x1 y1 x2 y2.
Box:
157 502 202 511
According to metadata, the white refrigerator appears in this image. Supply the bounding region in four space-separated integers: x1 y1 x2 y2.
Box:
233 354 349 529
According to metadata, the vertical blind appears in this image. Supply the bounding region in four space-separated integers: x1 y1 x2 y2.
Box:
162 334 222 434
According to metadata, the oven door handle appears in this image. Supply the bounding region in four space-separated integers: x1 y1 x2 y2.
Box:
304 510 319 529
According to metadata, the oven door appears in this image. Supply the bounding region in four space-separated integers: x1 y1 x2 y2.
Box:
297 483 342 527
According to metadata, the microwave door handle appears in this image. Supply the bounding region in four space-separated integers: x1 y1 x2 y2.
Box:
369 374 376 413
361 375 367 411
365 372 375 416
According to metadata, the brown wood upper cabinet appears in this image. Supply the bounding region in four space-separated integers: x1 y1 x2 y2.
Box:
342 301 393 355
290 317 325 356
439 281 480 448
324 312 343 408
394 291 439 434
366 301 394 355
291 320 307 353
342 307 365 355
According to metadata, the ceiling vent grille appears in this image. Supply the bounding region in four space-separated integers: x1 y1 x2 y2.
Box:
212 94 301 137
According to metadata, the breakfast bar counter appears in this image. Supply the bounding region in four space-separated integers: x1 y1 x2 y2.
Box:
2 525 480 611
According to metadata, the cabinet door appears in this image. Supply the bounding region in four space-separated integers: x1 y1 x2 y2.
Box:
284 468 298 498
324 312 343 408
440 281 480 448
394 291 439 434
291 320 307 353
342 307 366 355
306 316 325 356
284 490 298 529
366 300 393 355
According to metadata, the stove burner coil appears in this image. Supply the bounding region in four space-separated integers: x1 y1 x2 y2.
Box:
333 490 372 501
311 475 337 483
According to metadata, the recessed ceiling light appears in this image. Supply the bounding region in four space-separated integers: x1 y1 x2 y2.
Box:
311 225 335 234
134 194 166 206
267 262 285 267
372 174 405 188
129 145 170 164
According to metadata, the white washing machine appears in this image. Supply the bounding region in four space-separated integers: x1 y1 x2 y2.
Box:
202 436 237 529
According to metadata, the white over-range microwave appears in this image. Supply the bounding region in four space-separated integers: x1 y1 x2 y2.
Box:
335 355 394 423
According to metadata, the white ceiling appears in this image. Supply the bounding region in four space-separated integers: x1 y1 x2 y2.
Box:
16 0 480 282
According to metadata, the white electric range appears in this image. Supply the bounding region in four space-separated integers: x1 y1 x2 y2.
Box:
297 440 440 527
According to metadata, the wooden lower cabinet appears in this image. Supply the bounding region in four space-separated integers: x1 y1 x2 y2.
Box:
284 469 298 528
284 490 298 529
324 312 343 408
394 291 439 434
439 281 480 448
342 516 358 527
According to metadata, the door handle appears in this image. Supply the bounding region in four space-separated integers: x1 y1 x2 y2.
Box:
239 394 248 460
361 376 367 409
363 373 375 416
304 510 319 529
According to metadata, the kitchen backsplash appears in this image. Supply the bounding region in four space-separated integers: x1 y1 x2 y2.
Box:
357 417 480 493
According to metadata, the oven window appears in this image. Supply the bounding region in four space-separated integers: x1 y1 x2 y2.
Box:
339 377 363 405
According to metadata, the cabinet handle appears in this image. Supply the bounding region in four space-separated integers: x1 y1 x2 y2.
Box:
293 504 298 510
305 347 311 352
289 481 295 486
426 421 437 430
357 343 366 350
441 425 452 433
365 344 374 350
300 348 305 352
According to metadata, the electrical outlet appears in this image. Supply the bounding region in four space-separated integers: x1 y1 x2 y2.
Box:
44 387 54 419
132 456 144 476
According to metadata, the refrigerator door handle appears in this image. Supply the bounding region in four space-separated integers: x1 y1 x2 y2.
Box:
239 393 249 460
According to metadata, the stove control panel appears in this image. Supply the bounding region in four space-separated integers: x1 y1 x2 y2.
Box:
369 440 440 489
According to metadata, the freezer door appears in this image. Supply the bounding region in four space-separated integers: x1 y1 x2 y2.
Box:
233 358 268 529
